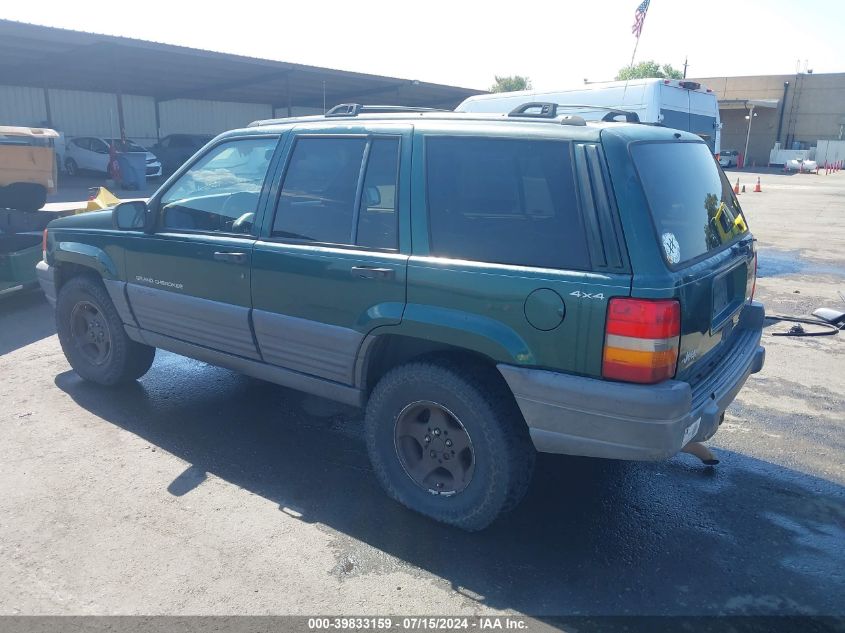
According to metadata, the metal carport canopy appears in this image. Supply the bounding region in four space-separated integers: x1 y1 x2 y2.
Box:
0 19 483 110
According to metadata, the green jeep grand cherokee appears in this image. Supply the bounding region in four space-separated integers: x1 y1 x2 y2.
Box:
37 103 765 530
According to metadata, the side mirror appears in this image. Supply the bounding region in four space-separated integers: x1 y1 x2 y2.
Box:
113 200 151 231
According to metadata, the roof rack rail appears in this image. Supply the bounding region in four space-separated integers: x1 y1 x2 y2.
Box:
508 102 560 118
545 103 640 123
506 102 586 126
325 103 449 117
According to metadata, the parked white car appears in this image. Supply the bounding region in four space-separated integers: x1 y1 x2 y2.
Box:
786 158 819 173
719 150 739 168
64 137 162 179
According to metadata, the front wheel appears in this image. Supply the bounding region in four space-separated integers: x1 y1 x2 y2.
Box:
56 275 155 385
365 359 535 531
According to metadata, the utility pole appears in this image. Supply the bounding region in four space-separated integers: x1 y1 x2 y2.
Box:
683 56 689 78
743 104 756 169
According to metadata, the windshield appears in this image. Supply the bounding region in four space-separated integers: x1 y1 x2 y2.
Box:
632 141 748 266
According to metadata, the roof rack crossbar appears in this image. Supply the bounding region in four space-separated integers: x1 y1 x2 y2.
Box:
325 103 449 117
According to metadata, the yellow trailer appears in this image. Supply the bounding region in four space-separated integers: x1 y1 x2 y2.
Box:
0 126 59 211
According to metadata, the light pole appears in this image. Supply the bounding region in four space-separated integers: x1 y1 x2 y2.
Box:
743 104 758 168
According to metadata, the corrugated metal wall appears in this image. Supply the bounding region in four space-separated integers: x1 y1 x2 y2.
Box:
48 88 120 138
158 99 273 136
122 94 157 145
2 85 278 145
0 85 48 126
273 106 324 119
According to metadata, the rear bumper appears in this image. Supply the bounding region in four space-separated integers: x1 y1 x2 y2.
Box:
498 301 765 461
36 260 57 306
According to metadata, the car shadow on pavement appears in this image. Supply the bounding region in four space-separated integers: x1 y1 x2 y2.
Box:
54 353 845 616
0 289 55 355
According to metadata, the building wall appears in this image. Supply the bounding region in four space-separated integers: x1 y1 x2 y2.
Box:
692 73 845 165
157 99 273 137
2 85 275 147
122 94 157 145
48 89 121 138
273 106 324 119
0 85 48 127
719 108 780 167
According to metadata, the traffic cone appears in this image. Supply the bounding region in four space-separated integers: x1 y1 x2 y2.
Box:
754 177 761 192
734 179 740 194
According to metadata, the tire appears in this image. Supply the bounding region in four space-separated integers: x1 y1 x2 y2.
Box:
65 158 78 177
365 359 535 531
56 274 155 385
4 183 47 211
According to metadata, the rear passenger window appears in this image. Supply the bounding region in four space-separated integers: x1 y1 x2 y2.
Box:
357 139 400 250
273 137 399 249
426 137 589 270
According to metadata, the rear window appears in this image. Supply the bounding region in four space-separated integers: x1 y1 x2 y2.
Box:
426 137 590 270
632 141 748 266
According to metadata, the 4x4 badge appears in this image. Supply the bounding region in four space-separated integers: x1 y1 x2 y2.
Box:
569 291 605 300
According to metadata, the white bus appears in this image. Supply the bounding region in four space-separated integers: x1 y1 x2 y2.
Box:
456 78 722 155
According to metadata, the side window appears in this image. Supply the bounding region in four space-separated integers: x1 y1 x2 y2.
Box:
357 138 400 250
425 137 590 270
73 138 90 150
273 137 365 244
272 137 400 248
159 137 278 234
91 139 110 154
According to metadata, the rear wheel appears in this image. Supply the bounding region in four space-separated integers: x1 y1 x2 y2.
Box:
365 359 535 531
65 158 78 177
56 275 155 385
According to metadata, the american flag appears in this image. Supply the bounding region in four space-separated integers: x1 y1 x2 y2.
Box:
632 0 650 38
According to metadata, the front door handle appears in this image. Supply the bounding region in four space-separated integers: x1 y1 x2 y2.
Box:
213 251 247 264
350 266 395 280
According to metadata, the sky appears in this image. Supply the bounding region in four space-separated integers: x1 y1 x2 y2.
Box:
4 0 844 91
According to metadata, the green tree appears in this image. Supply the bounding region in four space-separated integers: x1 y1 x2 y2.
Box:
615 61 683 81
490 75 532 92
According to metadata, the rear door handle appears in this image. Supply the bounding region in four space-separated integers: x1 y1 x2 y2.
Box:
350 266 395 280
213 251 247 264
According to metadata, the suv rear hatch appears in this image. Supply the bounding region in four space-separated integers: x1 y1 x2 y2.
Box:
609 135 756 386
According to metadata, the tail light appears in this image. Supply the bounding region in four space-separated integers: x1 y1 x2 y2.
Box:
602 298 681 384
42 228 48 262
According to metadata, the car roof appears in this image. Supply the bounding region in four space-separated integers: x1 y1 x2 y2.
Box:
216 110 704 145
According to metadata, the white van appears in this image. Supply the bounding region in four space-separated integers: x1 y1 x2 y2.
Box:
456 78 722 154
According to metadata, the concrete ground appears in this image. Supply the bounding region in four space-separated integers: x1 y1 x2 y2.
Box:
0 168 843 617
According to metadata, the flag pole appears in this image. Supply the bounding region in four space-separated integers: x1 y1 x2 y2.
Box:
629 36 641 70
